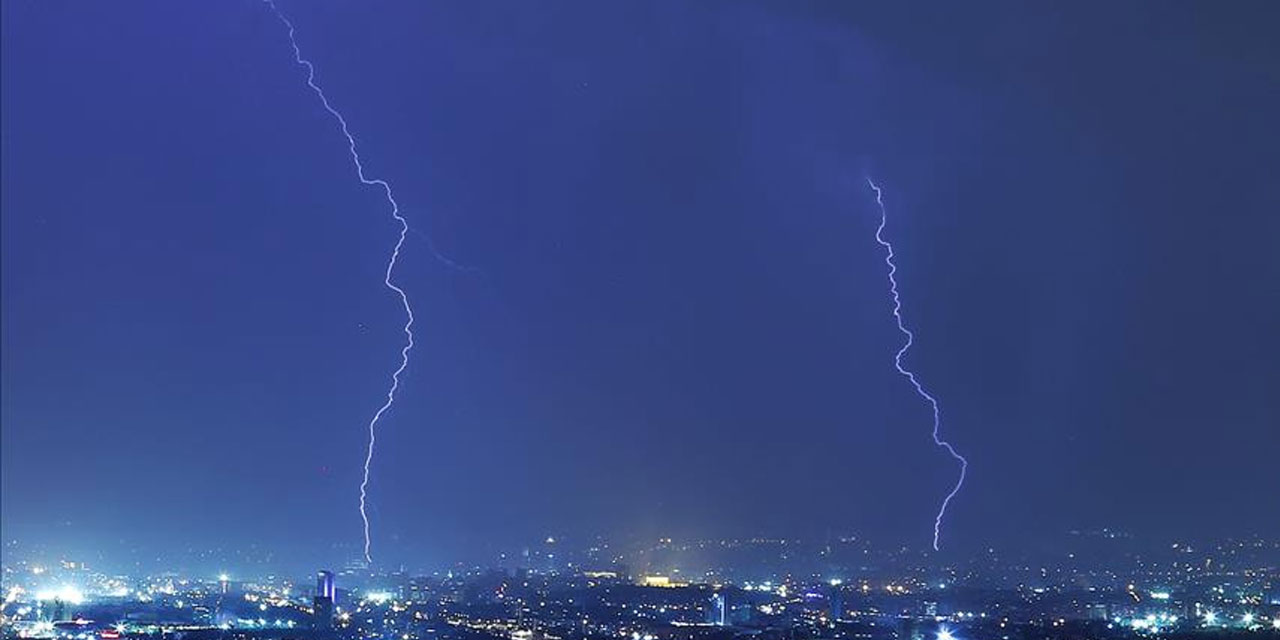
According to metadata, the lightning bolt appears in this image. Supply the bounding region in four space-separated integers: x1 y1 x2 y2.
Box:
865 177 968 551
263 0 469 563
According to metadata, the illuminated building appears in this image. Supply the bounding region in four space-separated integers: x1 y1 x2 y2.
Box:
707 592 726 626
314 569 335 631
317 570 335 601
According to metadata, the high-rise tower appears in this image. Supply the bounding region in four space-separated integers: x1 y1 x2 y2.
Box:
314 570 335 631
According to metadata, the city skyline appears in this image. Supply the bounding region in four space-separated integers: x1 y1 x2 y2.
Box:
2 531 1277 639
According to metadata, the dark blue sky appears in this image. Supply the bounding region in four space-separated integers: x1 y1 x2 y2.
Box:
3 1 1278 570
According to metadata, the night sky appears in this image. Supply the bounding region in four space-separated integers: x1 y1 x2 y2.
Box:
3 1 1278 570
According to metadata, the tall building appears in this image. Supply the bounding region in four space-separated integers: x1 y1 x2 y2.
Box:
317 570 336 600
707 592 726 626
829 588 844 621
314 570 335 631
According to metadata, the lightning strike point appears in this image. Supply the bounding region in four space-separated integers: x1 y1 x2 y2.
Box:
865 177 968 551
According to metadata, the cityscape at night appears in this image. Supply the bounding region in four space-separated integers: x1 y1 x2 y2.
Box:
2 533 1279 639
3 1 1277 640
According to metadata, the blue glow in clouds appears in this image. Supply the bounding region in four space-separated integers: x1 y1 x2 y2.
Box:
866 178 969 551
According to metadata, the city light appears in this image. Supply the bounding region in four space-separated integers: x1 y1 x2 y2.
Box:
0 535 1276 640
34 585 84 605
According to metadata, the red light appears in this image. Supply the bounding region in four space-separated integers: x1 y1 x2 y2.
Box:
101 631 121 639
